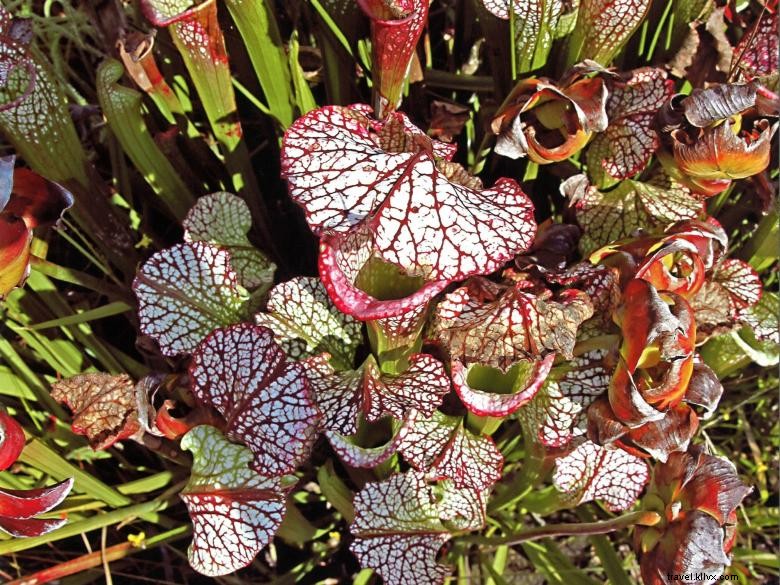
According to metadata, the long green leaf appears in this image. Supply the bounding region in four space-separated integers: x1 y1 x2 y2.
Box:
224 0 296 128
317 459 355 522
164 1 272 249
0 337 67 418
19 439 132 508
96 59 195 220
289 31 317 115
0 42 136 273
0 366 36 400
29 257 130 302
579 507 633 585
27 301 132 331
0 497 168 554
521 539 601 585
23 271 128 375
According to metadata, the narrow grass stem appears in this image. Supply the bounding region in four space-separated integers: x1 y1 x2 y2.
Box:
458 511 659 548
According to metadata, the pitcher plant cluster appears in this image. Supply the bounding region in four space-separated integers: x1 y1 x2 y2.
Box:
0 1 777 584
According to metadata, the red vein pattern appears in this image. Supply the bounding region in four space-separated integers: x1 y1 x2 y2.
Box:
189 324 321 476
711 258 762 311
731 9 778 80
589 68 674 179
563 174 704 255
183 192 275 291
350 471 485 585
432 278 593 370
451 353 555 417
578 0 653 64
553 439 649 511
738 291 778 344
283 106 535 281
398 412 503 491
255 276 362 367
133 242 247 356
325 416 413 468
521 350 610 447
51 373 140 450
304 353 449 435
180 426 288 576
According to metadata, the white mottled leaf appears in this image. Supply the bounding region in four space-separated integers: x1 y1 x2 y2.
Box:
563 174 704 255
189 324 321 476
553 439 649 511
282 105 535 282
184 192 275 291
588 68 673 181
432 278 593 370
255 276 362 367
304 353 450 435
398 411 503 491
350 471 485 585
180 425 288 577
133 242 247 356
520 350 609 447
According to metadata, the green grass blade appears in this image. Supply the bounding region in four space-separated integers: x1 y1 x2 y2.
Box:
29 257 130 302
309 0 356 58
0 337 67 419
521 539 601 585
4 525 190 585
0 497 168 554
26 301 132 331
19 439 132 508
117 472 175 496
317 460 355 522
23 272 127 374
232 78 272 115
289 31 317 115
578 508 633 585
224 0 296 128
0 366 36 400
166 3 274 251
97 59 195 220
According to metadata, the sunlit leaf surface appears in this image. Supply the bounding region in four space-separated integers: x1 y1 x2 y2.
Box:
51 373 139 450
350 471 485 585
180 425 288 577
134 242 248 356
189 324 321 475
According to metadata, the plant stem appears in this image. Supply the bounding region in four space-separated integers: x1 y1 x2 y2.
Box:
488 424 548 513
5 525 191 585
738 208 778 271
458 511 658 548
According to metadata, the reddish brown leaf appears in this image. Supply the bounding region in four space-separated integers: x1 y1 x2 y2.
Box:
731 9 778 81
432 278 593 371
51 373 140 450
493 75 608 164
